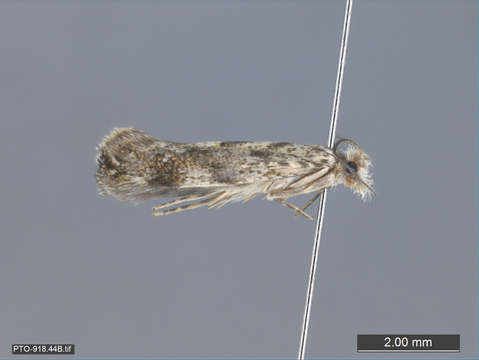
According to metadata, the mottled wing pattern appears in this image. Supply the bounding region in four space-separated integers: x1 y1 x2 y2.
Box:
96 128 223 201
96 128 338 203
177 141 330 185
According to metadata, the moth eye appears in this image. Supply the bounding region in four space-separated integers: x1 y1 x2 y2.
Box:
347 161 358 171
346 161 358 175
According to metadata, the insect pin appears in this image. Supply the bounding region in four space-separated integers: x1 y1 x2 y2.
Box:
96 128 374 220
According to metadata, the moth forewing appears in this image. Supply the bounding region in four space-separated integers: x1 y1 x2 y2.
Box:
96 128 374 219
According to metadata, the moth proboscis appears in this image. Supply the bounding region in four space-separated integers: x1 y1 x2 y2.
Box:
95 128 374 220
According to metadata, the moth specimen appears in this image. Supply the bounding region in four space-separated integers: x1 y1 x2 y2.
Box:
96 128 374 220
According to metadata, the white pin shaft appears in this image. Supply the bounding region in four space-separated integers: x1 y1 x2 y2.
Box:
297 1 353 359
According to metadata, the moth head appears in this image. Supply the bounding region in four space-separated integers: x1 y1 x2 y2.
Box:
333 138 375 200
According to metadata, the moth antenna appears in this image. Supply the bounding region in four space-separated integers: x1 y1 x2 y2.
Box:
360 179 376 197
332 137 361 153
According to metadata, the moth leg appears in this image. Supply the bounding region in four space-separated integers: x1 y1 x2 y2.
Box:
152 191 225 216
215 198 233 208
295 190 323 217
241 193 259 203
284 169 322 190
275 199 313 220
207 193 234 208
298 168 334 192
152 193 211 211
263 181 275 193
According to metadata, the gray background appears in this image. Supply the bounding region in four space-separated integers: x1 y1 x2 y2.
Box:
0 0 476 358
